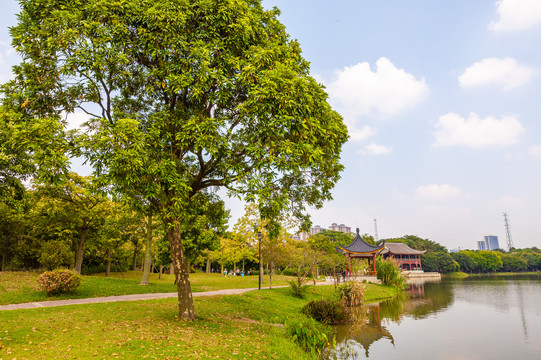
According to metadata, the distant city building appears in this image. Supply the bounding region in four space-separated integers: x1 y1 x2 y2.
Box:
293 223 352 241
484 235 500 250
310 225 323 236
477 235 499 250
329 223 351 233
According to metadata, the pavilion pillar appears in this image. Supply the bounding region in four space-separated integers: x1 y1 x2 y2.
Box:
372 253 376 273
348 254 352 276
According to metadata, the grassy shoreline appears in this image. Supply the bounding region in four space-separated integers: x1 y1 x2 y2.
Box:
0 279 399 359
0 275 398 359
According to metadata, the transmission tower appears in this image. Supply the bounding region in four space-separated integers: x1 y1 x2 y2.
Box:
503 212 514 250
374 218 379 243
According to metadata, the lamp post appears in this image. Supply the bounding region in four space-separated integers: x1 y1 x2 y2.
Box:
258 231 262 290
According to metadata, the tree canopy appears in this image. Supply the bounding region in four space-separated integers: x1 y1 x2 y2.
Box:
5 0 348 319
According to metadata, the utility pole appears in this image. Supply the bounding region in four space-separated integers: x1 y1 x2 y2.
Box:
374 218 379 243
503 212 514 250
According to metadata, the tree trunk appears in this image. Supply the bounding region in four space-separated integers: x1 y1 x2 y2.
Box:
1 252 5 272
74 225 88 274
206 259 210 273
106 248 112 277
167 220 195 321
269 261 275 289
140 215 153 285
311 267 317 293
132 247 138 271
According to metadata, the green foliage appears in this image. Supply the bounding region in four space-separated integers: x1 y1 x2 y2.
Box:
451 252 477 273
36 269 82 294
39 240 73 270
302 299 348 325
337 281 365 307
8 0 348 319
381 235 447 253
421 252 459 273
376 258 406 288
288 279 310 299
284 315 335 358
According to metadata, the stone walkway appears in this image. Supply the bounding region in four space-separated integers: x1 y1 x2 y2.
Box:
0 283 335 311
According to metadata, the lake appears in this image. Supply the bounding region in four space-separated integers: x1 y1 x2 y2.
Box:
331 274 541 359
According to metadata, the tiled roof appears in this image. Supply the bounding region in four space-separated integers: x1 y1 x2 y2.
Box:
336 229 385 255
379 242 427 255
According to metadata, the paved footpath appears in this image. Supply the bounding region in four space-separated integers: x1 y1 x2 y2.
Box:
0 283 334 311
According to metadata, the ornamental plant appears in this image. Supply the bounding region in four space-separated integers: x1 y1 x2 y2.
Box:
338 281 365 307
37 269 82 294
376 258 407 289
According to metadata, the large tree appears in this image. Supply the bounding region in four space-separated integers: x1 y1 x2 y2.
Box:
7 0 348 320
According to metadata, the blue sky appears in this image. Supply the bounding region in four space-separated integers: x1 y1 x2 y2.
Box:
2 0 541 250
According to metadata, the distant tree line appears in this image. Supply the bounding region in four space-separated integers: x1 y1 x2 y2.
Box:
377 235 541 273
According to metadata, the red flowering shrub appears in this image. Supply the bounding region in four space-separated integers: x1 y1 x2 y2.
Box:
37 269 82 294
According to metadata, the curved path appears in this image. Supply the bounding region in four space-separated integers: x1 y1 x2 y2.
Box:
0 283 335 311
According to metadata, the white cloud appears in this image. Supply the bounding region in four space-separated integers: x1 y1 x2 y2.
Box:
327 57 428 121
458 57 536 90
529 145 541 158
358 143 392 155
433 112 525 148
416 184 461 200
348 125 375 142
489 0 541 32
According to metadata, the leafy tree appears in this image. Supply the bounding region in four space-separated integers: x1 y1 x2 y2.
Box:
381 235 447 253
8 0 347 320
316 229 355 246
500 253 528 272
33 173 112 273
421 252 458 273
462 250 503 273
0 203 27 271
451 252 477 273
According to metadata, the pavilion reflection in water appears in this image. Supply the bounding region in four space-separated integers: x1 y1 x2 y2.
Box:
332 280 453 358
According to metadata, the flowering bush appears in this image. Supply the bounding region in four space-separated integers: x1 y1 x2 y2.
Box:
37 269 82 294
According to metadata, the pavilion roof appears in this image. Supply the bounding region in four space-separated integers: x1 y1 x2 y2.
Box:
379 242 427 255
336 229 385 255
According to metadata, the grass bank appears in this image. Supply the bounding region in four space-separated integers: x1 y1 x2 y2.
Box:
0 271 297 305
0 284 398 359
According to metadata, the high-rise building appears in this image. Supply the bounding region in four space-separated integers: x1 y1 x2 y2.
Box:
484 235 500 250
477 236 499 250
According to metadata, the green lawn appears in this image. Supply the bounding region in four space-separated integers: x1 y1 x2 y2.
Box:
0 284 398 359
0 271 301 305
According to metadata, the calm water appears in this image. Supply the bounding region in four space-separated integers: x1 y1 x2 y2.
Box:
331 275 541 360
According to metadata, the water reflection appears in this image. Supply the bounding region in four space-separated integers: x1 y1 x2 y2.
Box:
331 275 541 359
333 281 452 358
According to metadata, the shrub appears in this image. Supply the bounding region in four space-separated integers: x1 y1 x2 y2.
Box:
37 269 82 294
376 258 407 288
302 299 348 325
284 316 334 356
288 279 310 299
338 281 365 307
